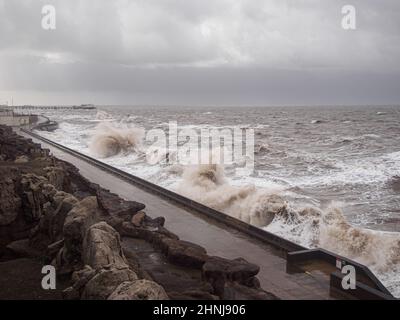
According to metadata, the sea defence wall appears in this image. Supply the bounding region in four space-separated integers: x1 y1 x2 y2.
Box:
31 115 58 131
0 108 58 131
0 124 277 300
0 114 37 127
20 128 395 300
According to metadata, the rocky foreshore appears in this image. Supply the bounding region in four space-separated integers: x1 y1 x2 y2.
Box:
0 125 277 300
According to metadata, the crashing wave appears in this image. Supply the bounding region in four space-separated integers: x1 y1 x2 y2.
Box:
175 163 400 296
176 164 288 227
88 123 144 158
266 203 400 293
82 119 400 296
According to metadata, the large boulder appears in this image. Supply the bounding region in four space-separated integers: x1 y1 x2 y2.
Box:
119 221 179 243
0 176 21 226
202 256 260 298
62 196 99 263
131 211 145 227
19 173 61 223
81 267 138 300
82 222 127 270
68 265 97 294
108 280 168 300
49 193 79 241
160 238 207 269
44 166 67 191
29 192 78 251
97 189 145 219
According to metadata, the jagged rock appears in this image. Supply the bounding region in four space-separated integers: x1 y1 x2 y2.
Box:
14 155 29 163
131 211 145 227
20 173 49 221
202 256 260 298
103 215 125 230
63 196 99 259
54 246 76 275
161 238 207 268
0 176 21 226
108 280 168 300
97 189 145 218
203 256 259 282
119 221 142 238
81 267 138 300
152 216 166 227
0 125 275 301
49 193 79 241
83 222 127 270
44 166 66 190
120 221 179 243
47 239 64 258
29 192 78 251
71 265 97 292
0 126 48 161
41 183 58 199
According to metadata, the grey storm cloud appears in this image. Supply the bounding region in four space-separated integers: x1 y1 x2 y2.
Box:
0 0 399 105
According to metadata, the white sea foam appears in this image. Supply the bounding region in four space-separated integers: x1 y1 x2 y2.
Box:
88 123 144 158
265 202 400 296
176 163 288 227
39 111 400 297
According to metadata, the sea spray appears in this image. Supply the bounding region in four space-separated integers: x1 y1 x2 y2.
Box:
265 203 400 296
89 123 144 158
176 164 288 226
176 163 400 297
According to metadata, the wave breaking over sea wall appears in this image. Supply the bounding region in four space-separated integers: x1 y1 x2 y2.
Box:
34 105 400 297
175 162 400 295
88 123 144 158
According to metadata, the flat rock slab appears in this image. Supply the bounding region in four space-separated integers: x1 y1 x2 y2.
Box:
122 238 215 299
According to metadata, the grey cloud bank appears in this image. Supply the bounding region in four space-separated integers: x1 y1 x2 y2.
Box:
0 0 399 106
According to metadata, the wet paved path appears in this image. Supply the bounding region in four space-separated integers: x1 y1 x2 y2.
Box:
22 131 335 300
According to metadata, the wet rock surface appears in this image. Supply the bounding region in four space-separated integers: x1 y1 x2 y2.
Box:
0 125 276 300
108 279 168 300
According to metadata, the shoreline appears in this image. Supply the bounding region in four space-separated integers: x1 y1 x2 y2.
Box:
0 124 276 300
0 123 395 300
24 125 396 299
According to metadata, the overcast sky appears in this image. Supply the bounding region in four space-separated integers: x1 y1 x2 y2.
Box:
0 0 399 106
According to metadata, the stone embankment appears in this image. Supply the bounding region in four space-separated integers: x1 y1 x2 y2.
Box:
0 125 277 300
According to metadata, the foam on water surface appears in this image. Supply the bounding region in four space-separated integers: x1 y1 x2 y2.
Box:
35 105 400 297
